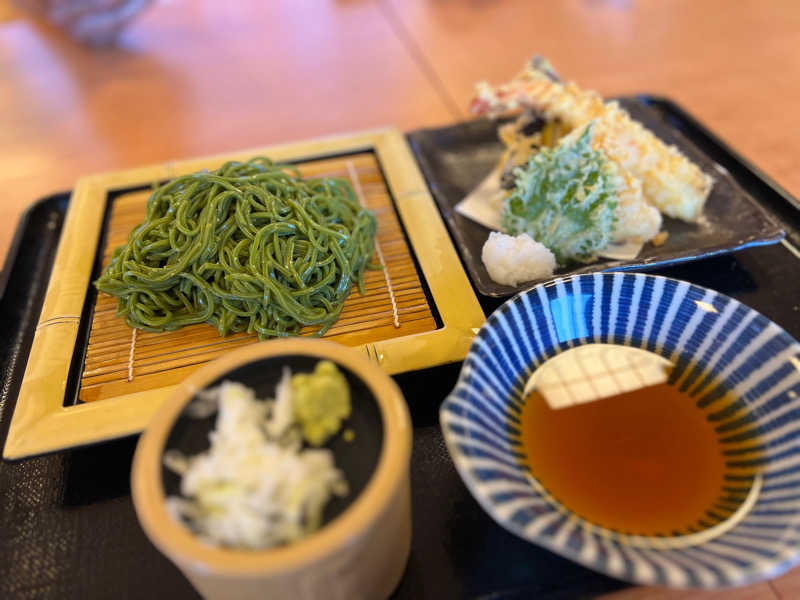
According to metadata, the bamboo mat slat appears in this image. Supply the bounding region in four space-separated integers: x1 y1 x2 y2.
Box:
79 153 438 403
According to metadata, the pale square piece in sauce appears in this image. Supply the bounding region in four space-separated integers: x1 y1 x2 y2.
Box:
524 344 673 409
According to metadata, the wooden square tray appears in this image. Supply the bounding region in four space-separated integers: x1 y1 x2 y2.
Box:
4 129 484 459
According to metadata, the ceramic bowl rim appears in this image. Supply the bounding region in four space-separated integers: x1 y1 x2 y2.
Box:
440 272 800 588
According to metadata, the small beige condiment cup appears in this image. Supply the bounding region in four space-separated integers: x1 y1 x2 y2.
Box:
131 339 413 600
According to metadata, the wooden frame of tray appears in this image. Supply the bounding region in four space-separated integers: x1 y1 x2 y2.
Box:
5 128 484 460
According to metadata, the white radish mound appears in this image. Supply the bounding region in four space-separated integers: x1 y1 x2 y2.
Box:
481 232 556 286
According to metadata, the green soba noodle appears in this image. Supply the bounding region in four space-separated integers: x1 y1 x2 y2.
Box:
96 157 378 339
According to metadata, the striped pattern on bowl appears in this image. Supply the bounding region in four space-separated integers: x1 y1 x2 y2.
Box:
440 272 800 588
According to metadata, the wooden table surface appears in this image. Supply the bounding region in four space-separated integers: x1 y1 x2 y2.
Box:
1 1 799 598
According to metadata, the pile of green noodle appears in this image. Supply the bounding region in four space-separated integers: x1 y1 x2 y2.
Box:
96 157 378 339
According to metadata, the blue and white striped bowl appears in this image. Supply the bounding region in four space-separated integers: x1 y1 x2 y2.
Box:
440 272 800 588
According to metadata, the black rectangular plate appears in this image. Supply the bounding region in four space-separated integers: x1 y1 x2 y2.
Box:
408 96 788 297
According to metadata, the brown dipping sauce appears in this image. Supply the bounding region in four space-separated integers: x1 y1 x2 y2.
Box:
520 381 752 536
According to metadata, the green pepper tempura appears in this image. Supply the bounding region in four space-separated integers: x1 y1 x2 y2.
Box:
502 122 619 265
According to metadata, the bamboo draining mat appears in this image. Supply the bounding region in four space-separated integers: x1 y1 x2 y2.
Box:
80 153 437 403
6 128 484 459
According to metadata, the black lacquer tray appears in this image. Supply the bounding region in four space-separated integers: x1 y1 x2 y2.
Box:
1 97 799 599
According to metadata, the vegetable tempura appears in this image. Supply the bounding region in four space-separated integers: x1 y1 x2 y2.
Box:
472 57 713 223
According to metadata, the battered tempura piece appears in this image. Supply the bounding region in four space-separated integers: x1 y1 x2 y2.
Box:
471 58 713 222
555 124 662 245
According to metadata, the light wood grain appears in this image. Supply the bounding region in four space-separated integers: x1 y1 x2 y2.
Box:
2 0 800 592
80 152 437 402
382 0 800 204
0 0 459 264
